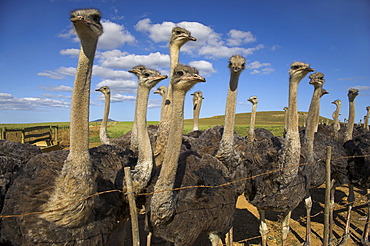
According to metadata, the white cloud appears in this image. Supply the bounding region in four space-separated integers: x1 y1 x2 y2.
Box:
248 61 271 69
0 93 69 111
96 79 138 94
60 48 79 57
188 60 216 76
134 18 264 58
92 65 133 80
134 18 176 43
98 20 136 50
40 85 73 92
100 52 170 71
226 30 256 46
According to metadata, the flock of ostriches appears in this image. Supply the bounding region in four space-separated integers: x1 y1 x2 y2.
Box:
0 8 369 246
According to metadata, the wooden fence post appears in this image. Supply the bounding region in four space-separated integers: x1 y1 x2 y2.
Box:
124 167 140 246
324 146 332 246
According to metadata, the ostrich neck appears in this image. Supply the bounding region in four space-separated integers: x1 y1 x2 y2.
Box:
282 76 301 174
365 109 369 130
344 100 356 142
333 104 341 137
40 37 98 227
130 91 139 150
303 85 322 161
100 92 111 144
131 85 153 193
247 103 257 142
151 88 186 223
193 100 202 131
221 72 240 145
154 44 180 166
69 39 97 159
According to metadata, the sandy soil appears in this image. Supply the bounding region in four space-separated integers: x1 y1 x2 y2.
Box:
119 185 368 246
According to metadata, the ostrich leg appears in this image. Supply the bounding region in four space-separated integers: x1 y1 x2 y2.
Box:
362 189 370 245
303 196 312 245
281 211 292 246
258 208 269 246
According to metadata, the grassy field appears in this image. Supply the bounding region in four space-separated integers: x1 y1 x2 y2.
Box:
1 111 333 148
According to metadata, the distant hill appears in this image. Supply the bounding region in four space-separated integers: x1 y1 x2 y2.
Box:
91 118 116 122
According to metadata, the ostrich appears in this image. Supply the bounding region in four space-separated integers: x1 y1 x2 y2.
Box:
95 67 167 150
154 27 196 166
128 65 168 151
148 64 236 246
343 89 359 142
246 62 314 246
190 90 204 131
95 85 114 145
332 99 342 139
246 95 258 143
0 9 151 245
365 106 370 130
154 85 168 124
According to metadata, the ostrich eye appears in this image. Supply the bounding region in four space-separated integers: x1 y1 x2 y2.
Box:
176 30 182 35
242 63 246 68
91 15 101 22
176 71 184 76
144 73 150 77
291 65 300 70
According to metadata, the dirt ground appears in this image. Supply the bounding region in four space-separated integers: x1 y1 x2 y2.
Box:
120 185 368 246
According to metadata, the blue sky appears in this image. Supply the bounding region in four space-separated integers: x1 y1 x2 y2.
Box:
0 0 369 124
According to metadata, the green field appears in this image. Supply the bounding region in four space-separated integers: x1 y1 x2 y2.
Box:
1 111 333 148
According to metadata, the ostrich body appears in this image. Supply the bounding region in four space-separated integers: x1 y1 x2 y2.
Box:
1 9 150 245
332 99 342 139
148 64 236 246
0 140 42 213
191 90 204 131
247 95 258 143
154 27 196 166
247 62 314 246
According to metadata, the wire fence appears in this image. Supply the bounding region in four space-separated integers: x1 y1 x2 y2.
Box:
1 153 369 245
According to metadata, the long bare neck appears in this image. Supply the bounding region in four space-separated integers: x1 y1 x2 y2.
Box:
333 104 341 138
247 103 257 143
344 100 356 142
40 35 98 227
154 44 181 165
365 109 370 130
151 88 186 225
193 99 202 131
282 75 301 172
130 92 139 150
69 39 97 159
221 72 240 146
159 93 167 123
303 85 322 160
131 85 153 193
100 92 111 144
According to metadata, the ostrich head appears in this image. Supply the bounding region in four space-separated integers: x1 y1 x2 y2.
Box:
95 86 110 95
70 8 103 39
247 95 258 105
320 88 329 98
170 27 196 46
347 88 359 102
309 72 325 88
332 99 341 107
172 64 206 91
289 62 314 80
228 55 246 73
191 91 204 100
154 86 167 96
129 65 168 89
